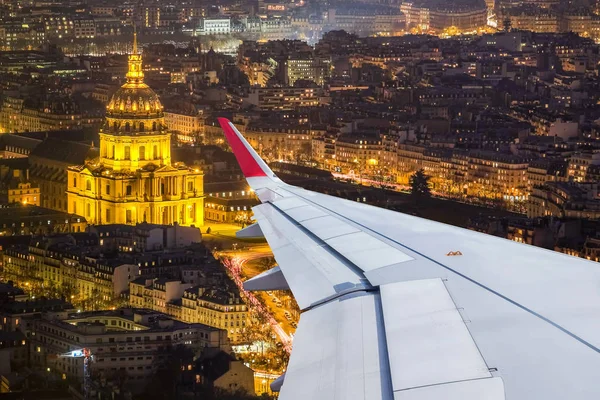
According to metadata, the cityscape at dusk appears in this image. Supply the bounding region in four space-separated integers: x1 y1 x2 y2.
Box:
1 0 600 397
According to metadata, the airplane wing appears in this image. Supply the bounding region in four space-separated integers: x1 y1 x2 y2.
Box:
218 117 600 400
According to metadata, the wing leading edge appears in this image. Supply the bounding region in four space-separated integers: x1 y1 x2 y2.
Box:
218 118 600 400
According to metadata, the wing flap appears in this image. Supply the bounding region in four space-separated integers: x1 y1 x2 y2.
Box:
380 279 491 392
279 292 393 400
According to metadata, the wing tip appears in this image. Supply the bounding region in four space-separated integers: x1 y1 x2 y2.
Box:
217 116 231 126
217 117 270 178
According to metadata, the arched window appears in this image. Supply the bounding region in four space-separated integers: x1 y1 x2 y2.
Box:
113 122 118 131
139 122 144 132
124 145 130 160
152 122 157 131
125 122 130 132
86 180 91 191
139 146 146 160
153 145 158 159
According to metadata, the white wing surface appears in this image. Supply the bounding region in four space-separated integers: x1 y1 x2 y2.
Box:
218 118 600 400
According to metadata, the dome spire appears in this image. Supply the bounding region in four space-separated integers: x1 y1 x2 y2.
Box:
126 25 144 85
133 24 138 55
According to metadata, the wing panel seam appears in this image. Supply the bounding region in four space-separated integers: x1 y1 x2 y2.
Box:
393 376 495 393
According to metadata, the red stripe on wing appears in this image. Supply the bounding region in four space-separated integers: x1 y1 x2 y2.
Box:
218 118 267 177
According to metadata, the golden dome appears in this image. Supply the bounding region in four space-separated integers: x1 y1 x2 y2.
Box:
106 85 163 117
104 31 165 134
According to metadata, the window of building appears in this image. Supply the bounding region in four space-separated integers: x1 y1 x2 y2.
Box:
87 204 91 217
86 180 91 191
153 145 158 159
126 185 132 196
187 181 193 192
139 146 146 160
105 209 111 222
124 145 130 160
73 177 77 187
126 209 132 224
105 185 110 195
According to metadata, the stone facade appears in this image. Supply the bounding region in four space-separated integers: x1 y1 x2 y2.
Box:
67 35 204 226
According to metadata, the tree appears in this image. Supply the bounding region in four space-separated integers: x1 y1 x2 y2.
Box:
409 169 431 198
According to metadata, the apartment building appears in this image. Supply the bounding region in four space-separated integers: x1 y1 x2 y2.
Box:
0 96 82 134
243 87 320 111
164 110 205 144
335 135 383 174
285 55 331 86
198 18 231 35
243 122 324 160
467 152 531 201
528 182 600 219
3 234 138 308
204 181 259 224
567 151 600 182
129 279 249 343
29 309 228 387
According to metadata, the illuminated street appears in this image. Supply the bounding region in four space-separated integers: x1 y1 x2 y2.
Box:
219 246 294 353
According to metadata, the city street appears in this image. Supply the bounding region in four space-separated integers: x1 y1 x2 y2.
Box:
201 221 297 394
221 255 293 353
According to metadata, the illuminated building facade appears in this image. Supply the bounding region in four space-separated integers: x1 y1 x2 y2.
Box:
0 96 82 134
285 55 331 86
3 182 40 206
164 110 205 143
334 136 383 174
67 35 204 226
243 87 320 110
504 7 559 32
428 4 488 32
204 181 259 224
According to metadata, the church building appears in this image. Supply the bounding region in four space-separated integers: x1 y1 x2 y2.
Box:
67 35 204 226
